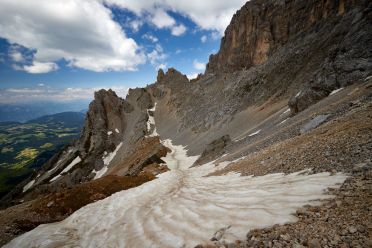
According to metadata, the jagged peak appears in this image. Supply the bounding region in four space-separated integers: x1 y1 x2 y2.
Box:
155 68 189 85
157 68 165 82
93 89 120 102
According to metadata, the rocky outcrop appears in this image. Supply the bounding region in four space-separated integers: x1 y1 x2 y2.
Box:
206 0 370 74
108 137 169 176
79 89 132 160
204 0 372 115
155 68 189 88
1 88 157 206
195 135 232 165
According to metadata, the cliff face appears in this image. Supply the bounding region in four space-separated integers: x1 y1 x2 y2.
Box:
79 89 132 159
205 0 371 114
206 0 368 74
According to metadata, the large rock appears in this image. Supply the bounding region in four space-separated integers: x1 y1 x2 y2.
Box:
195 135 232 165
79 89 132 158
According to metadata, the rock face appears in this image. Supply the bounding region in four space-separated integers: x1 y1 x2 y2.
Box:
79 89 132 163
206 0 372 113
206 0 370 74
195 135 232 165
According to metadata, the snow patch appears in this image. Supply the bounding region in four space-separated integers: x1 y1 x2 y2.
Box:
364 75 372 81
248 129 261 137
280 108 290 117
234 129 261 142
22 179 35 193
107 131 113 135
115 128 120 133
50 156 81 182
295 91 301 97
329 87 344 96
278 118 289 126
146 103 159 137
93 142 123 179
8 138 347 247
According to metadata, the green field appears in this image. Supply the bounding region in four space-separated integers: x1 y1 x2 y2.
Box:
0 112 85 197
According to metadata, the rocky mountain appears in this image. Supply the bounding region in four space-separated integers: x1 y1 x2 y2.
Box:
1 0 371 247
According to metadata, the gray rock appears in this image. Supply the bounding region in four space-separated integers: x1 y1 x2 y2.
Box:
300 115 330 134
349 226 357 234
307 239 321 248
47 201 54 208
195 135 232 165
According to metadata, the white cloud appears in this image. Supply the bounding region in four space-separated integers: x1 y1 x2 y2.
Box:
11 64 23 71
23 61 59 73
211 31 221 40
129 19 143 32
147 43 167 69
38 83 45 87
0 86 129 103
171 24 187 36
105 0 246 33
157 63 167 70
193 60 205 71
150 8 176 28
187 73 199 80
201 35 207 43
9 50 24 62
0 0 145 73
142 33 159 43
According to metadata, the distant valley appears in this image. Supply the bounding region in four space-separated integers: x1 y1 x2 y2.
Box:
0 112 85 197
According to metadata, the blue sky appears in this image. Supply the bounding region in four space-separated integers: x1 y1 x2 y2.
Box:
0 0 247 104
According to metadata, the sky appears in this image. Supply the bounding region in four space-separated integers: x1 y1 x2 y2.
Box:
0 0 247 104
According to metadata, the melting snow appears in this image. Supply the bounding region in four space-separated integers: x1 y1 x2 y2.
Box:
93 142 123 179
115 129 120 133
248 129 261 137
8 103 348 247
146 103 159 137
278 118 289 126
107 131 113 135
329 87 344 96
234 129 261 142
295 91 302 97
22 179 35 193
280 108 290 117
7 140 347 247
50 156 81 182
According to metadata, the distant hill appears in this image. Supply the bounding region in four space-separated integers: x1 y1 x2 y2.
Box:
27 112 86 128
0 101 89 122
0 111 85 197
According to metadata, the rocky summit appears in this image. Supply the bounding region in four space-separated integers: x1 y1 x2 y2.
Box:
1 0 371 247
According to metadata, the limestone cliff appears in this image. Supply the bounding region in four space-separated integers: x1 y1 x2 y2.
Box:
206 0 370 74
